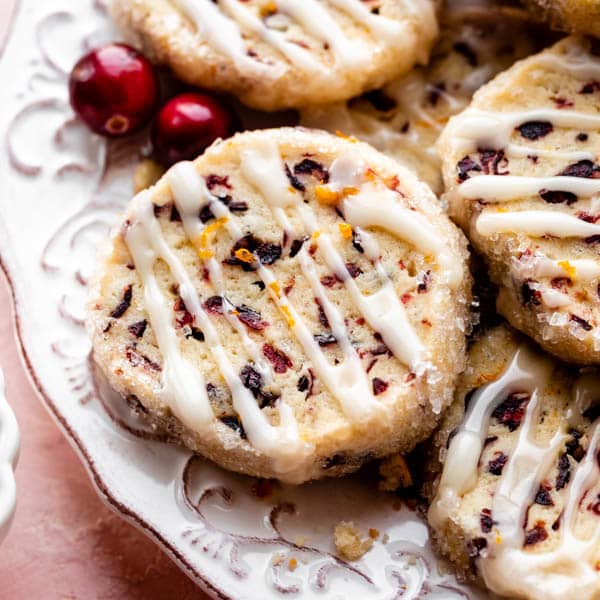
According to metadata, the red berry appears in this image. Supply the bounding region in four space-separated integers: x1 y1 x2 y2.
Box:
152 92 237 166
69 43 159 137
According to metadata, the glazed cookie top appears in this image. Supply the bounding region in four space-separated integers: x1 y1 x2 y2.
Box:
301 0 550 193
110 0 438 111
428 325 600 600
439 37 600 364
89 128 471 482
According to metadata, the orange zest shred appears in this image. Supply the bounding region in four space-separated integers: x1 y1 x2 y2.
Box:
234 248 255 263
312 230 321 241
338 222 353 239
281 305 295 328
269 281 281 298
335 130 358 143
558 260 576 279
315 185 340 205
197 217 228 259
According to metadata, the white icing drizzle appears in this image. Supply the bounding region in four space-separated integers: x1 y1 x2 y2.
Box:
172 0 268 74
174 0 414 72
240 139 436 371
461 176 600 202
125 189 311 475
476 210 600 238
429 344 600 600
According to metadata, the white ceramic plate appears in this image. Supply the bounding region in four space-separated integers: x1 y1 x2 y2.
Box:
0 2 488 598
0 368 19 545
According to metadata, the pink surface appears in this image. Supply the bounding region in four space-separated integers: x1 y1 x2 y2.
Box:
0 270 209 598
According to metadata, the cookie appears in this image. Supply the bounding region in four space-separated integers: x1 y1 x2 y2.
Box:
523 0 600 37
300 0 549 194
88 127 471 484
109 0 438 112
439 37 600 365
427 324 600 600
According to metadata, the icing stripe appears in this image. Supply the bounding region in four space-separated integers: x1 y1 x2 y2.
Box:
476 210 600 238
461 176 600 201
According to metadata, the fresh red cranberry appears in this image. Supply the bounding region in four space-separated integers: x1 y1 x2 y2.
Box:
152 92 237 166
69 43 159 137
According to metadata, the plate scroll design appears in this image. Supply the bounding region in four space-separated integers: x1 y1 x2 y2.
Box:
0 2 486 598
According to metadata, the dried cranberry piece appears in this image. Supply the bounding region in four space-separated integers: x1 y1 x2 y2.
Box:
256 242 282 265
315 298 329 328
186 327 205 341
539 189 577 205
204 295 224 315
517 121 553 140
320 274 340 288
559 160 600 178
524 523 548 546
293 158 329 183
480 509 494 533
262 344 292 374
492 392 530 431
111 284 133 318
487 452 508 475
467 537 487 559
174 298 194 327
535 483 554 506
126 344 161 372
570 314 593 331
478 148 509 175
457 156 482 182
220 416 247 439
297 375 310 392
128 319 147 338
314 332 337 346
522 280 542 307
345 262 362 279
285 164 305 191
566 431 585 462
206 174 231 190
417 270 432 293
580 81 600 94
556 453 571 490
372 377 389 395
236 304 269 331
351 230 364 254
289 237 308 258
240 364 280 408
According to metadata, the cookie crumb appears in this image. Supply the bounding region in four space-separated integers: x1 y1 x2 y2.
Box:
378 453 413 492
333 521 374 561
288 557 298 571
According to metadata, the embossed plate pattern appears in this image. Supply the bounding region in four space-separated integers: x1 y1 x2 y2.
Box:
0 2 487 598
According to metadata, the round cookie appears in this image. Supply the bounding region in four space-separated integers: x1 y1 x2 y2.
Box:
109 0 438 112
439 37 600 365
426 324 600 600
88 127 472 484
523 0 600 37
300 0 550 194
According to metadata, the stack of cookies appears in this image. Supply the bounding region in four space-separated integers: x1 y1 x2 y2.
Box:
87 2 600 598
